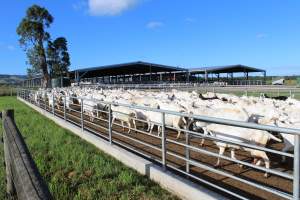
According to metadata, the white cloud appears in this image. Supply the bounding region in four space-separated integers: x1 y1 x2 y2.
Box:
88 0 138 16
256 33 267 39
0 42 15 51
146 21 164 29
72 1 87 11
185 17 196 23
7 45 15 51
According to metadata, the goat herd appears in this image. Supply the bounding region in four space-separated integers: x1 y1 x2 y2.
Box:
29 87 299 178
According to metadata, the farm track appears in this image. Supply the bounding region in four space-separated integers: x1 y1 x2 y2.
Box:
32 100 293 200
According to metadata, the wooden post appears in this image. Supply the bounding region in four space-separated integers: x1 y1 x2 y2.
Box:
2 110 16 198
2 109 52 199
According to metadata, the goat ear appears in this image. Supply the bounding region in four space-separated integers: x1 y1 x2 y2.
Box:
270 117 279 122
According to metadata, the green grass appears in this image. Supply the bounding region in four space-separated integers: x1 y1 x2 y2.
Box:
0 85 16 96
0 97 178 200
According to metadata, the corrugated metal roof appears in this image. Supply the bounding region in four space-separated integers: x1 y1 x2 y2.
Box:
71 61 187 73
189 64 265 73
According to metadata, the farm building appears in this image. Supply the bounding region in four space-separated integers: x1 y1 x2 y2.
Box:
69 61 266 85
22 61 267 87
70 61 188 84
189 64 266 85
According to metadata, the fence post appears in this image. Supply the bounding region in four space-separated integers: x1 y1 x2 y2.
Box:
108 104 112 144
52 95 55 116
161 112 166 170
293 134 300 200
81 99 84 131
63 96 66 121
290 90 292 98
2 110 16 198
37 92 40 107
44 95 47 111
185 131 190 173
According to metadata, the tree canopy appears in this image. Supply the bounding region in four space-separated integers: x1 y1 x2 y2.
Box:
17 4 53 88
17 4 71 88
47 37 70 78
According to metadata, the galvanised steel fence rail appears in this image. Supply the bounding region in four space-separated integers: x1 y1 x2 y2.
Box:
18 89 300 200
79 83 300 98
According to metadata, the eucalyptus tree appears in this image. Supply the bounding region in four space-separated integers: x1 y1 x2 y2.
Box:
47 37 70 78
17 4 53 88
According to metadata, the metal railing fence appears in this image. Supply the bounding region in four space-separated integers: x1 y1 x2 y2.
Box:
18 89 300 200
76 83 300 99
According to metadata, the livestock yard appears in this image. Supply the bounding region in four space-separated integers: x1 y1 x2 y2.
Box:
17 86 300 200
4 2 300 199
0 96 178 200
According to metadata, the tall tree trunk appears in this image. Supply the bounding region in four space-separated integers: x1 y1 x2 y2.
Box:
38 40 50 88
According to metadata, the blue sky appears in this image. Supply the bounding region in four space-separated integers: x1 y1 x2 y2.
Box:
0 0 299 75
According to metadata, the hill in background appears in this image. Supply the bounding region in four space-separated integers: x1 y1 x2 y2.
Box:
0 74 27 85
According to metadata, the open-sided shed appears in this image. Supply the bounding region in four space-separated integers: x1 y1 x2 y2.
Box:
70 61 186 83
189 64 266 84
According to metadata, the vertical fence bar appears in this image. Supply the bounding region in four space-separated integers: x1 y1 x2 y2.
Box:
161 112 166 170
290 90 292 98
108 104 112 144
185 131 190 173
52 95 55 115
293 134 300 200
63 96 66 121
37 92 40 106
81 98 84 131
44 94 47 111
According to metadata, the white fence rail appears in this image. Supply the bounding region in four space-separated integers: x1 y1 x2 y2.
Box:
18 89 300 200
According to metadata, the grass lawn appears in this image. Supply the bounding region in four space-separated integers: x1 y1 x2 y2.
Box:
0 85 16 96
0 97 178 200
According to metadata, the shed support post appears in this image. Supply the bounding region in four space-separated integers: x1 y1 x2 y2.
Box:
173 73 176 83
187 72 190 83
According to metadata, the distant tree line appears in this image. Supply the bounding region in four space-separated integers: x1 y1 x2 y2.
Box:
16 5 70 88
